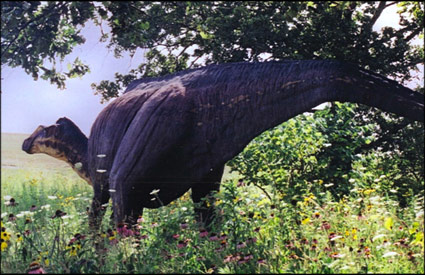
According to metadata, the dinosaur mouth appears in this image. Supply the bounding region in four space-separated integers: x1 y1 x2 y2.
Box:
22 138 34 154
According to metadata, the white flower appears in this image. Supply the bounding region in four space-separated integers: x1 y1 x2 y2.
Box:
47 196 57 200
348 179 356 183
150 189 160 195
4 195 12 201
41 204 51 209
1 213 8 218
372 234 386 241
382 251 398 258
181 207 188 211
324 183 334 188
330 235 343 241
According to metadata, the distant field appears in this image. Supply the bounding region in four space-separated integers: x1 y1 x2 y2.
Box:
1 132 74 171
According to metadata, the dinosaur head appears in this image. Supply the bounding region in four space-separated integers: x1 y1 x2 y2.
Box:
22 117 87 161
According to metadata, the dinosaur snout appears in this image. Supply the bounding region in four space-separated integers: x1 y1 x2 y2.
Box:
22 138 34 154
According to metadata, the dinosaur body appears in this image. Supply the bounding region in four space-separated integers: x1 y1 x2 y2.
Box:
23 60 424 228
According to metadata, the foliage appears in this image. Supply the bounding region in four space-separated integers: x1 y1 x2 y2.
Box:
1 170 424 273
2 2 423 98
229 102 424 207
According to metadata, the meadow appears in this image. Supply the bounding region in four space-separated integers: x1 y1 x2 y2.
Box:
1 133 424 274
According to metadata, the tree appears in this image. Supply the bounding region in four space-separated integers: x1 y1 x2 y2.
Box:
2 1 424 203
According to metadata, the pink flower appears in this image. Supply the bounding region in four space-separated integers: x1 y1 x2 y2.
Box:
27 262 45 274
199 229 208 238
236 242 246 249
177 240 187 249
173 234 180 239
246 237 257 244
140 234 148 240
180 223 189 229
257 258 266 264
321 221 331 230
117 223 134 237
209 233 219 241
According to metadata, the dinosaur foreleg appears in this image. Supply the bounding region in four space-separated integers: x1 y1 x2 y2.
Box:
191 165 224 229
88 182 110 232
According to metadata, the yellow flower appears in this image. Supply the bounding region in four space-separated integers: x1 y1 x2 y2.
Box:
69 246 77 256
301 217 310 225
345 230 350 236
1 240 8 251
363 189 375 195
16 233 23 242
1 232 11 241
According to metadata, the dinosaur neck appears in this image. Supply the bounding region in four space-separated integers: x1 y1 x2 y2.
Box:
45 137 91 185
188 61 423 171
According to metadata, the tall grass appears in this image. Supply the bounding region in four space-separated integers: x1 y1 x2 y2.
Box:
1 168 423 273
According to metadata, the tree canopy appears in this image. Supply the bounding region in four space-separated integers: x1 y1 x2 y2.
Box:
2 1 424 205
1 1 423 100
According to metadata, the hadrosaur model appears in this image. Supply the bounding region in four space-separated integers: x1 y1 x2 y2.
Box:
22 60 424 229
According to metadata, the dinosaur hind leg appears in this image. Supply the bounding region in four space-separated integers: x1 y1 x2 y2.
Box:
191 165 224 228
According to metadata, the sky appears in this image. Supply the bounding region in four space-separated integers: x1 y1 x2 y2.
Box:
1 5 423 136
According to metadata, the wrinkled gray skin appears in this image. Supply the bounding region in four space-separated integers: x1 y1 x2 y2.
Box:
23 60 424 230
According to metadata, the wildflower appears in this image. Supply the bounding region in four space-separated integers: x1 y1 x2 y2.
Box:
47 196 57 200
27 262 46 274
16 233 23 242
321 221 331 230
150 189 160 195
8 214 16 222
1 239 8 251
302 217 310 225
257 258 266 264
151 222 159 227
25 218 32 224
246 237 257 244
140 234 148 239
117 223 134 237
224 255 234 263
236 242 246 249
209 233 219 241
51 210 67 219
24 230 31 236
237 179 246 187
137 216 145 223
1 231 11 241
313 212 321 218
382 251 398 258
180 223 188 229
219 234 227 240
330 252 345 258
301 238 309 245
199 229 208 238
254 227 261 233
172 233 180 240
5 197 18 206
177 240 187 249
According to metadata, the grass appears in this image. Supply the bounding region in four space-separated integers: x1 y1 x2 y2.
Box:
1 133 424 273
